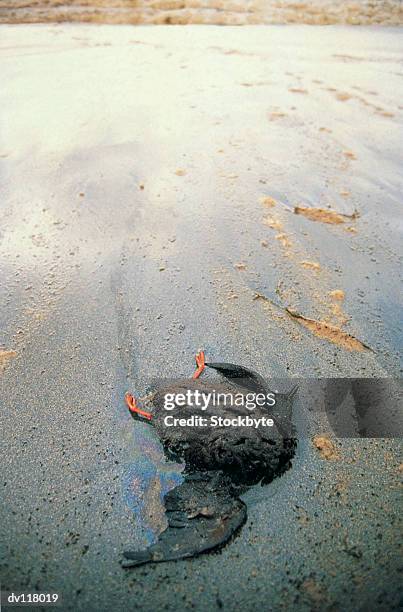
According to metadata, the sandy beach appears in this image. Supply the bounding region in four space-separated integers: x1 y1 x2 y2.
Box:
0 22 402 612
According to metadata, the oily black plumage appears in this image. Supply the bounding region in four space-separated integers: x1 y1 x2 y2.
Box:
122 360 297 568
206 361 269 393
123 472 247 567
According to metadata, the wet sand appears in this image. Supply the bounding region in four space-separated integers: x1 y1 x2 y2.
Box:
0 24 402 612
0 0 402 25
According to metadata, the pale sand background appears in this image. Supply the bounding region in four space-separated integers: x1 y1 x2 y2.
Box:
0 0 402 25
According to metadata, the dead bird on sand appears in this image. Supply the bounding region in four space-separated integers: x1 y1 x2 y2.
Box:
122 352 297 567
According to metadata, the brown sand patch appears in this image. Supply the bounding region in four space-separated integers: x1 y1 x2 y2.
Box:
344 151 357 160
329 289 345 301
275 233 292 248
285 308 370 352
289 88 308 94
328 290 347 325
376 109 395 118
0 349 17 372
328 304 349 327
294 206 359 225
264 215 283 231
300 260 321 271
313 435 340 460
174 168 186 176
335 91 352 101
260 196 277 208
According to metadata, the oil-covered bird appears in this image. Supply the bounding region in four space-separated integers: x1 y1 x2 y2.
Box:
122 351 297 567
